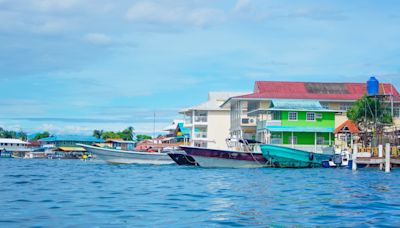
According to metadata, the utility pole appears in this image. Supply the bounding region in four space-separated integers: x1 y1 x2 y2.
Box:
153 112 156 139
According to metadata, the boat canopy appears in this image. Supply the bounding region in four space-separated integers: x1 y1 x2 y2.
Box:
266 126 334 133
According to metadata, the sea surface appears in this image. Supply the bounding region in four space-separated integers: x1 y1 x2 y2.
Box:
1 159 400 227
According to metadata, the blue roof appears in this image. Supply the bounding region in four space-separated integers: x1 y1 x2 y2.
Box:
266 126 334 133
39 135 104 143
270 99 326 111
177 123 199 135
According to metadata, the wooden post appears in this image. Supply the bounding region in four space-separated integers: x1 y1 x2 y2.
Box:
378 145 383 170
352 143 358 171
385 143 391 173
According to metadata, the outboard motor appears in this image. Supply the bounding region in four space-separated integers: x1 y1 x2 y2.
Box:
332 154 343 166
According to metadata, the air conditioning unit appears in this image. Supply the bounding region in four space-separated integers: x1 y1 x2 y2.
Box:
316 113 323 119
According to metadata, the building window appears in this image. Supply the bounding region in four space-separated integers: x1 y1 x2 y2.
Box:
317 137 325 145
306 112 316 121
289 136 297 144
321 103 329 109
340 103 352 111
288 112 298 121
394 107 400 118
272 111 281 120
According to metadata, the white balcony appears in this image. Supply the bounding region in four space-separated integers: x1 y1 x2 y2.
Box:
194 132 208 140
194 116 208 123
183 115 208 127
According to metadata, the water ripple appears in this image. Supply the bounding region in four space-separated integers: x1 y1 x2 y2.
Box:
1 159 400 227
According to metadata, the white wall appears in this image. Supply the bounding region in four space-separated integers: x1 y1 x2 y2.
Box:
207 110 231 150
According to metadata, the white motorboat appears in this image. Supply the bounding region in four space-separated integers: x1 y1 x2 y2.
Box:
77 144 175 165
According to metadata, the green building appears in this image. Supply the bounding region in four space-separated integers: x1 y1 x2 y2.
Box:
255 100 335 152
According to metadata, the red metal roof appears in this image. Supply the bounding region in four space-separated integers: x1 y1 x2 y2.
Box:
235 81 400 101
334 120 360 134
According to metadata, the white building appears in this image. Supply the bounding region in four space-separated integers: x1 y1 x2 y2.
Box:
0 138 30 153
180 92 249 149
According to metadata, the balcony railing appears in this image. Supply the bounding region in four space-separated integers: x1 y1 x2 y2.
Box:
257 120 282 130
194 116 208 123
194 132 208 139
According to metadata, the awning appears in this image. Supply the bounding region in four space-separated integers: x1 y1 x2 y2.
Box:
58 147 86 152
266 126 334 133
270 99 327 111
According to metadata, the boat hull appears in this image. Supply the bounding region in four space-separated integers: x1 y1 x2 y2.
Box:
260 144 331 168
179 146 269 168
168 151 198 166
78 144 174 165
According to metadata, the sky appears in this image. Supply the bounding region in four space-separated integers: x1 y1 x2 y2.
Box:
0 0 400 136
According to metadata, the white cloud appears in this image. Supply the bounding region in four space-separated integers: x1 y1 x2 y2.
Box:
189 8 225 27
126 1 225 27
83 33 112 45
233 0 251 12
126 2 182 23
32 0 79 11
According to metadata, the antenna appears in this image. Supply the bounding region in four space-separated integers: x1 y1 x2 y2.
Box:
153 111 156 139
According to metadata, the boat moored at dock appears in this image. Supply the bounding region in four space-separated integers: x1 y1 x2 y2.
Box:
260 144 332 168
78 144 175 165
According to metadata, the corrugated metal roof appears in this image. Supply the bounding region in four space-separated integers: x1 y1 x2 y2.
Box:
39 135 104 143
236 81 400 100
266 126 334 133
0 138 29 144
271 99 325 110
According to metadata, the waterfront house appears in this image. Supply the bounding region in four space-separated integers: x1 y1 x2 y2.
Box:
105 139 136 150
222 80 400 143
253 100 336 152
0 138 30 157
180 92 249 149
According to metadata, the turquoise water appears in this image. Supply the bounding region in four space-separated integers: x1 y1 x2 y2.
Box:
1 159 400 227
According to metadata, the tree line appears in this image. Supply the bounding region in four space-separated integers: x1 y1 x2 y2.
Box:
0 127 28 140
92 126 153 142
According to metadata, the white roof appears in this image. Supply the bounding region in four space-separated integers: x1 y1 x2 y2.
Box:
0 138 29 144
180 91 250 112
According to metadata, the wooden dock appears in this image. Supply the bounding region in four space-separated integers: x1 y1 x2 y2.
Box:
352 143 400 172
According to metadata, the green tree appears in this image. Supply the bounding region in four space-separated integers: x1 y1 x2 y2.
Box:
32 132 51 140
119 126 135 141
0 128 18 139
18 131 28 141
347 95 393 132
93 129 104 139
136 134 152 142
101 131 121 140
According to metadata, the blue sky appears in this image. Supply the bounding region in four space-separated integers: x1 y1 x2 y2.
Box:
0 0 399 135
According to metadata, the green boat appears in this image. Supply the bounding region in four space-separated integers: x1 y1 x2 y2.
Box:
260 144 332 168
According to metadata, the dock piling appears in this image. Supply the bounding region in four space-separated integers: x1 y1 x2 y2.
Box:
379 145 383 170
385 143 391 173
352 144 358 171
